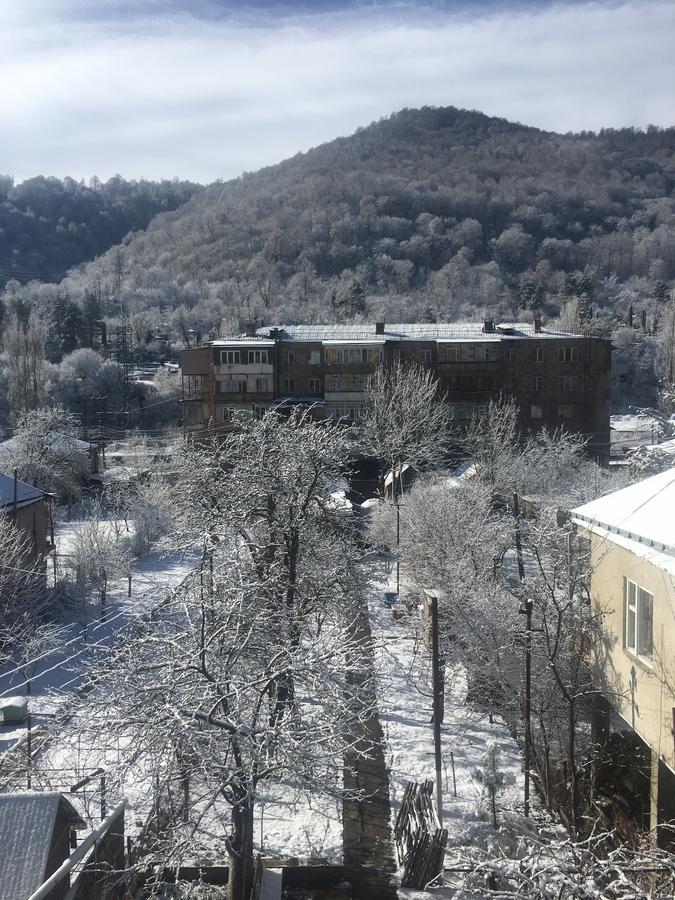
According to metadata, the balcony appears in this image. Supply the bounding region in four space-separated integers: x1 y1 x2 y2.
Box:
213 363 273 376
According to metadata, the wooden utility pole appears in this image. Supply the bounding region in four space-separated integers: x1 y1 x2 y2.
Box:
430 594 443 825
395 496 400 595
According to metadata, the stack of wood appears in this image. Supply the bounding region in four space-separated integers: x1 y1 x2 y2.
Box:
394 780 448 888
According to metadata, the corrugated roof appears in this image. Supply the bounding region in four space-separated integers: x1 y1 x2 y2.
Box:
0 472 46 510
571 468 675 566
0 792 85 900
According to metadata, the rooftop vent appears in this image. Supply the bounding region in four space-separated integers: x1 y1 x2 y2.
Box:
533 313 542 334
245 322 257 338
483 319 495 334
375 321 385 335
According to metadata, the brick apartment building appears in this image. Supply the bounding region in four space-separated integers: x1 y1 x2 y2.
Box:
180 320 611 457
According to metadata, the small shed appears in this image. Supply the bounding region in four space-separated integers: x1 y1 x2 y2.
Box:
0 792 86 900
0 471 50 559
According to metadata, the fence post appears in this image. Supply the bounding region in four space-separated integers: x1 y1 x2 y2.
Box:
26 713 32 789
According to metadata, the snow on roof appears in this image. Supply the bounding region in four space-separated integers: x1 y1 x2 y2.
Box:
251 322 584 342
571 468 675 571
0 472 47 510
0 792 85 900
0 431 91 454
210 338 276 347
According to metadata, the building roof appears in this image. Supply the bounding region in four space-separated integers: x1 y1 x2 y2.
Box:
252 322 585 342
0 792 85 900
571 468 675 574
0 432 91 456
0 472 47 511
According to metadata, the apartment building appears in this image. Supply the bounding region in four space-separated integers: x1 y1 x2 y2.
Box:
180 320 611 455
571 470 675 847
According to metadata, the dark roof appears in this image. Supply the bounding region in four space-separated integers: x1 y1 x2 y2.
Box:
0 472 46 511
0 792 85 900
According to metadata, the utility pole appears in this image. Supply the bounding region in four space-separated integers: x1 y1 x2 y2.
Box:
430 594 443 825
395 495 400 595
513 493 531 817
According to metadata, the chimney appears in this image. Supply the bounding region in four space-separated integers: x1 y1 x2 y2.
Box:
375 320 385 335
245 322 257 338
483 319 495 334
533 313 542 334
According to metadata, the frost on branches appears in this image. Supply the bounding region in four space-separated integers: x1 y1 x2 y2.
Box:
59 410 376 900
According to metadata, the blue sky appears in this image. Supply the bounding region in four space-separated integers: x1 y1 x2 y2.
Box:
2 0 674 183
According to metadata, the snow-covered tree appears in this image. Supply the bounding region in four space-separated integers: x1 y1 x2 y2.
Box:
0 405 89 502
360 362 451 495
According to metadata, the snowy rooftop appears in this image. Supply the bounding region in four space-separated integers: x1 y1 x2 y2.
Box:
212 322 586 344
0 431 91 455
571 468 675 571
0 792 85 900
0 472 47 510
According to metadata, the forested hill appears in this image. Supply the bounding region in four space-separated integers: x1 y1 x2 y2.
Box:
5 107 675 335
0 175 202 288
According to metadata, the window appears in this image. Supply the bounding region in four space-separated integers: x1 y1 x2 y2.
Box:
421 349 433 366
308 377 321 394
309 350 321 365
282 377 295 394
443 346 460 362
325 347 380 365
247 349 269 364
257 377 272 393
329 375 343 391
531 404 543 419
529 375 544 392
220 350 240 365
219 379 246 393
624 578 653 661
558 404 577 419
558 347 579 363
393 349 405 365
281 350 294 366
183 375 203 400
558 375 578 391
536 347 544 363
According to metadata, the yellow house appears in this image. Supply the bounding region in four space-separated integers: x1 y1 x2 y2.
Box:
572 469 675 847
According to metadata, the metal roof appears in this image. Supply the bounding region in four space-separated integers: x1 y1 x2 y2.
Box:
571 468 675 564
0 792 85 900
251 322 584 342
0 472 47 510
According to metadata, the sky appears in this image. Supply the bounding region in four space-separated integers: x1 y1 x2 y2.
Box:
1 0 674 184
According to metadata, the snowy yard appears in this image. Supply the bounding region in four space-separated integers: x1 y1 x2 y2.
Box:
369 567 533 895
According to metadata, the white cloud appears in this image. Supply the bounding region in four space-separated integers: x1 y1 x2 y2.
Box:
1 1 674 182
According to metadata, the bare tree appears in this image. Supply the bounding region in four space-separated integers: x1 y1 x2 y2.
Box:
360 362 451 496
2 308 47 414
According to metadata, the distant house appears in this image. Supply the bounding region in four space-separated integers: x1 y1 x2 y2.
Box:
0 792 85 900
571 469 675 848
0 471 51 559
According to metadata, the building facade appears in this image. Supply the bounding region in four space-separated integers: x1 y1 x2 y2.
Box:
180 320 611 455
572 470 675 847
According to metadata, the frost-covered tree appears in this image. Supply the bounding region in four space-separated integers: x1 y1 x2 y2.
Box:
3 308 47 414
0 405 90 502
64 411 374 899
360 362 451 495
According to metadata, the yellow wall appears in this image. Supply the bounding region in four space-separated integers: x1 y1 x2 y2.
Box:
587 529 675 773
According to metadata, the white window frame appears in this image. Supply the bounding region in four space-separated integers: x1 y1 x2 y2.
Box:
220 350 240 365
536 347 543 363
308 377 321 394
624 577 653 663
529 375 544 392
558 347 579 363
558 375 578 391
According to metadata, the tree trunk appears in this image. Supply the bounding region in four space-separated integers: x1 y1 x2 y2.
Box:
228 796 254 900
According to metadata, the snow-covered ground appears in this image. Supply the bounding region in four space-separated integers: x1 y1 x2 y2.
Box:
0 517 197 758
369 566 529 896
